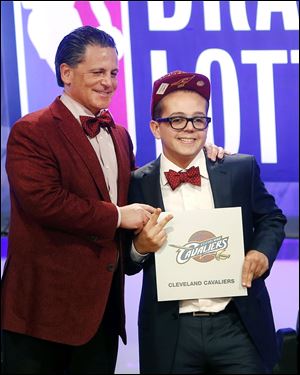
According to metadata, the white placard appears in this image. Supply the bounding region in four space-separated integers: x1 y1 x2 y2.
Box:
155 207 247 301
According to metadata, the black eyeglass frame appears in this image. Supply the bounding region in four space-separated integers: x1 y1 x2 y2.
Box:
154 116 211 130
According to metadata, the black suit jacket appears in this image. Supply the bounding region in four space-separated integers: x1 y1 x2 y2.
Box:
126 153 286 374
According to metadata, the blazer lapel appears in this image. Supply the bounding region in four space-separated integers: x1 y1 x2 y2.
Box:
206 158 233 208
51 99 111 201
142 158 165 210
109 127 129 206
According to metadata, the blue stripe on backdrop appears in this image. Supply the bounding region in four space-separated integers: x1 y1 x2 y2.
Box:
1 1 21 234
276 238 299 260
1 1 298 236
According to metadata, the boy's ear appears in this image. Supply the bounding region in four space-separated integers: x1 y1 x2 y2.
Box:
150 120 161 139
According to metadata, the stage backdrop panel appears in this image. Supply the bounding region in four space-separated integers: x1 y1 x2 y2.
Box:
1 1 299 236
0 4 299 374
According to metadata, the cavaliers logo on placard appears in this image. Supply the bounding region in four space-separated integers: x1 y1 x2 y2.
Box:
170 230 230 265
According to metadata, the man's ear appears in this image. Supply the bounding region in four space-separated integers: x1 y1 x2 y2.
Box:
60 63 73 85
150 120 161 139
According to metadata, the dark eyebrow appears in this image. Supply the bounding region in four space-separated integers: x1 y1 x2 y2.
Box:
168 112 206 117
87 68 119 73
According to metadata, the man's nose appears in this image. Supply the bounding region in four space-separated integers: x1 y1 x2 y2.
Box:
100 74 112 87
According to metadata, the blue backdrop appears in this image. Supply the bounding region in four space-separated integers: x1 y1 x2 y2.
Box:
1 1 299 236
1 3 299 374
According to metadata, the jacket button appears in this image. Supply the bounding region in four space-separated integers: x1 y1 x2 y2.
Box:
89 235 98 242
107 264 115 272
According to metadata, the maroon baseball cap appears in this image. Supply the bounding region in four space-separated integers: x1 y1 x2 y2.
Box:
151 70 210 118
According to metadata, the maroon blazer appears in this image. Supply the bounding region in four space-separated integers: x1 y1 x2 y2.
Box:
1 97 135 345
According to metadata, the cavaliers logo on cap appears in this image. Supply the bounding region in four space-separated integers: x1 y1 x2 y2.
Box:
170 75 195 88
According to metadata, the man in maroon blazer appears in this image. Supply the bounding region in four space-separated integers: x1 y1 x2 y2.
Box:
1 25 157 374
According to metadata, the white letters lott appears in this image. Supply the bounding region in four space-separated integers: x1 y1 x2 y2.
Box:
196 49 241 153
150 50 168 157
147 1 299 32
241 50 288 163
290 50 299 64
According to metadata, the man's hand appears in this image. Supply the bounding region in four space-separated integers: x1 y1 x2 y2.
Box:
133 208 173 254
242 250 269 288
204 142 231 161
119 203 155 232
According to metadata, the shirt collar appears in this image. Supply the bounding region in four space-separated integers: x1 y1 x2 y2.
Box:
160 149 209 186
60 92 107 123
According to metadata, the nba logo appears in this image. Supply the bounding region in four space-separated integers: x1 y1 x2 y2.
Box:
13 1 136 149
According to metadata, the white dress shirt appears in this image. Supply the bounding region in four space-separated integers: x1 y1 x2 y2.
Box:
132 150 231 313
60 93 121 224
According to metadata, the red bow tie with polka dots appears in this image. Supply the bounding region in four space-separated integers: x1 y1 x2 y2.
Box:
80 110 115 138
164 166 201 190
